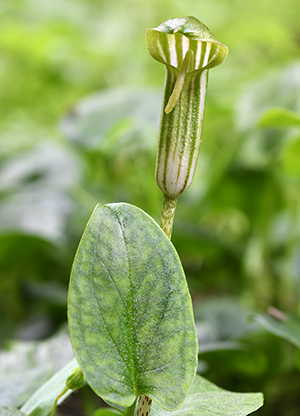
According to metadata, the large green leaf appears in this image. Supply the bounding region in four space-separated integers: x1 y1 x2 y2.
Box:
151 375 263 416
68 203 198 410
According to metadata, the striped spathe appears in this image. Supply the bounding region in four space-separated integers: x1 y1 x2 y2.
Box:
146 17 228 197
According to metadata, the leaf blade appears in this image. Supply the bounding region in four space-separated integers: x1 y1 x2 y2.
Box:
151 375 264 416
255 311 300 349
68 203 198 410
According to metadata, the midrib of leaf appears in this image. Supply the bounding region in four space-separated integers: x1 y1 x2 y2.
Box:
112 206 186 392
113 209 139 395
112 210 184 396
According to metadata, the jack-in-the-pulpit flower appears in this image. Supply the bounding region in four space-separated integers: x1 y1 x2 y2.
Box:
147 16 228 198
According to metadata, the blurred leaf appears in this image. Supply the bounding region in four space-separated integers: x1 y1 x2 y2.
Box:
68 203 197 410
0 142 80 242
0 349 47 408
194 299 267 378
0 408 26 416
0 142 79 192
151 375 263 416
280 134 300 176
0 233 70 339
235 64 300 169
197 339 243 354
236 64 300 132
258 107 300 128
200 348 267 378
60 88 162 216
61 88 160 151
94 409 120 416
0 329 74 407
194 298 258 343
255 309 300 348
20 358 78 416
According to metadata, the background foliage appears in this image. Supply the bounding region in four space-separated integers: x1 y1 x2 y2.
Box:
1 0 300 415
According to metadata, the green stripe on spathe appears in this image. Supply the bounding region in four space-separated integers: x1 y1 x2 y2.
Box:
146 16 228 72
155 67 208 197
147 17 228 198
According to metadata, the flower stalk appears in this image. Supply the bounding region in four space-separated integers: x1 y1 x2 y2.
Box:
160 194 178 239
50 367 84 416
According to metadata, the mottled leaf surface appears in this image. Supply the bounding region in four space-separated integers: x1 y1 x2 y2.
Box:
68 203 197 410
151 375 263 416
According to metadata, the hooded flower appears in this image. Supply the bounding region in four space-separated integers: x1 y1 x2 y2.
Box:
147 16 228 197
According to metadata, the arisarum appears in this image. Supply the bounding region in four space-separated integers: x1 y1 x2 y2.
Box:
146 17 228 236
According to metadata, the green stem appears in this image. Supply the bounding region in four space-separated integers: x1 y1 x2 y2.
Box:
49 386 69 416
160 194 178 239
124 399 138 416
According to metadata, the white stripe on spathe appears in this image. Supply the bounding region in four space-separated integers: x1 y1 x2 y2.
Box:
146 17 228 198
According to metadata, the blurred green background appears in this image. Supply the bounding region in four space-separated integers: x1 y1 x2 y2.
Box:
1 0 300 414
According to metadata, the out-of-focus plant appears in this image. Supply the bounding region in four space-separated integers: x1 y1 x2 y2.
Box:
1 16 264 416
2 1 300 414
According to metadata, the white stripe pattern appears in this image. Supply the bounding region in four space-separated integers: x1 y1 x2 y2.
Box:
146 17 228 198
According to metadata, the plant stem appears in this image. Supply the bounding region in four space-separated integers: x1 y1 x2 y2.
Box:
124 399 137 416
49 387 68 416
137 395 152 416
160 194 178 239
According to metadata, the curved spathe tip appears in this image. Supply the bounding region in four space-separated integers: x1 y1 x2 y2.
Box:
153 16 217 42
146 16 228 72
